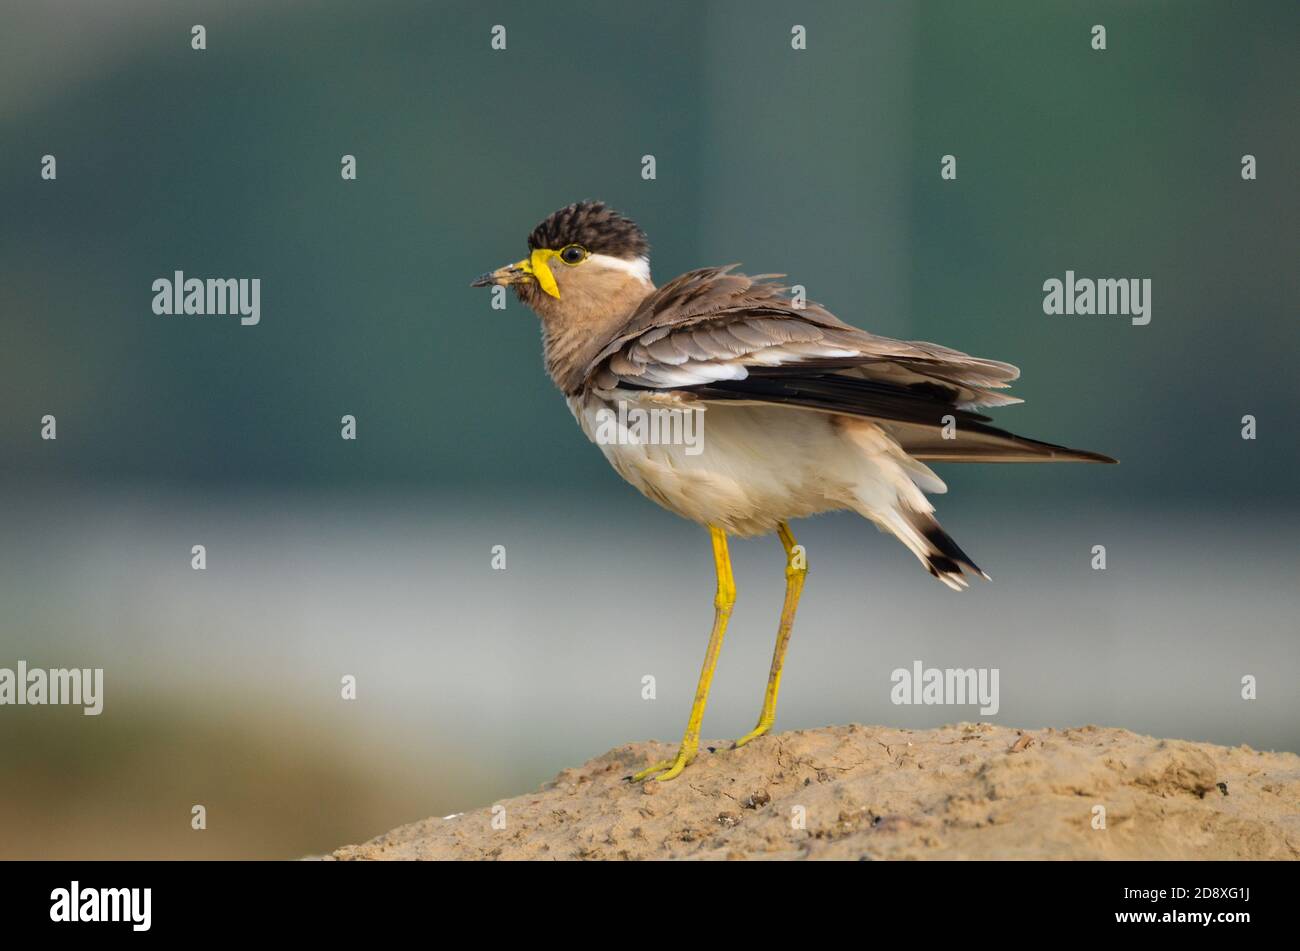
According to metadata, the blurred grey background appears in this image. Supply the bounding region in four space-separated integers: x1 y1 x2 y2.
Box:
1 0 1296 858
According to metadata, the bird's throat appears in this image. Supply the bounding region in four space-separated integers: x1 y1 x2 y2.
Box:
538 280 655 395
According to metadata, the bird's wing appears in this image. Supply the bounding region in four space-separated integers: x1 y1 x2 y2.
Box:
588 266 1020 405
585 267 1115 463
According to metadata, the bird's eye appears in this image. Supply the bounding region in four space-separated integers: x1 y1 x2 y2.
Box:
559 244 588 265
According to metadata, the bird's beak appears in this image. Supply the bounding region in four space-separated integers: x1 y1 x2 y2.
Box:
470 249 561 298
470 259 528 288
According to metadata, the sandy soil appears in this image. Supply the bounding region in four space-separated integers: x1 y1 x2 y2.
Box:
332 724 1300 860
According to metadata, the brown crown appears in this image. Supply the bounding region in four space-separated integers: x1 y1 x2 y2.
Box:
527 201 649 259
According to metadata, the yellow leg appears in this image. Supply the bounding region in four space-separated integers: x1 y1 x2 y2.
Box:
733 522 806 749
632 525 736 782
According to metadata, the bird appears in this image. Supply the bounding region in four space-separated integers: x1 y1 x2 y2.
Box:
471 200 1115 782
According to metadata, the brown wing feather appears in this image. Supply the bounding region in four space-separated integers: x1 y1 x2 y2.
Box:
586 268 1116 464
589 267 1020 403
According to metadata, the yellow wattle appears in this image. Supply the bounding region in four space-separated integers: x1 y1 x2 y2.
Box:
527 248 561 298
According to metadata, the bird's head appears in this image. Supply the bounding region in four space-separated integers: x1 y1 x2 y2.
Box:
471 201 653 322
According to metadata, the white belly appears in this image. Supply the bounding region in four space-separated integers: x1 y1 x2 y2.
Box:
571 391 893 537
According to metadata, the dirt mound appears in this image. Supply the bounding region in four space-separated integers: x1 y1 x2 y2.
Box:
333 724 1300 860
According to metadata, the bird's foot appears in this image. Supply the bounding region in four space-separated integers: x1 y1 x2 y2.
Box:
630 747 696 782
731 719 774 750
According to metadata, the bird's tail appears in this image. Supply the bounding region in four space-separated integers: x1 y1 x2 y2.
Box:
839 418 990 591
849 481 988 591
905 509 988 590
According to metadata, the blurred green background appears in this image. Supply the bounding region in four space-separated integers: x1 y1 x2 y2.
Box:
1 0 1296 858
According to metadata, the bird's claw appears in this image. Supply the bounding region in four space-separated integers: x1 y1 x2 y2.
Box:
731 721 774 750
629 749 695 782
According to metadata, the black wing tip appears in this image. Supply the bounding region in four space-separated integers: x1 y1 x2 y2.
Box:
916 517 988 590
1063 449 1119 464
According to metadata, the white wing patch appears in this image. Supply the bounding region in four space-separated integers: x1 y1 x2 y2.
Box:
602 318 869 388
